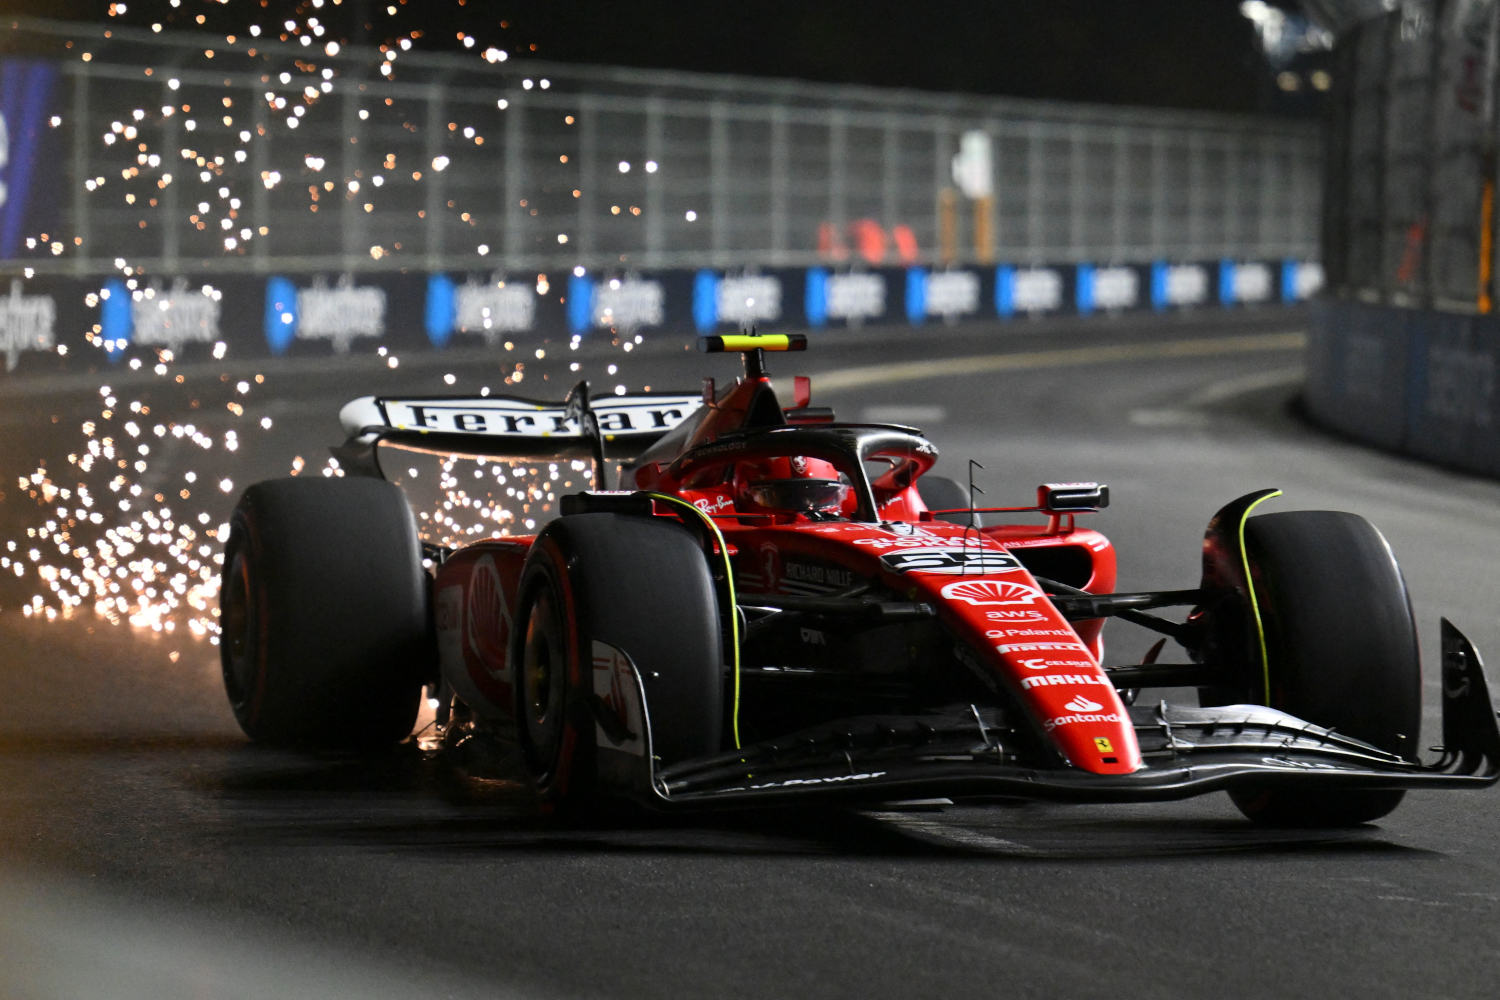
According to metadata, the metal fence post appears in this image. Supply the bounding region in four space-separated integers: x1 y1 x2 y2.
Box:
1027 120 1043 261
250 81 271 271
423 82 445 272
828 109 848 259
1112 125 1127 262
882 115 899 244
1149 127 1166 258
934 122 957 265
710 101 729 265
68 66 91 277
502 90 525 271
576 94 596 264
644 97 663 265
340 77 365 273
770 105 788 263
159 77 181 272
1069 122 1085 261
1188 131 1205 260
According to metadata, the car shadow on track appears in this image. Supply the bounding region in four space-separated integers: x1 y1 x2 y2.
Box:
194 744 1433 862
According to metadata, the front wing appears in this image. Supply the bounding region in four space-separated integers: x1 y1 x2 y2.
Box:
592 620 1500 809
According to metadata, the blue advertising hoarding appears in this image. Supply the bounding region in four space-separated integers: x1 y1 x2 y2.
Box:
0 59 60 260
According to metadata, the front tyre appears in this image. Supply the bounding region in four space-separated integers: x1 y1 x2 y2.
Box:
512 513 724 809
1229 510 1421 826
220 477 431 749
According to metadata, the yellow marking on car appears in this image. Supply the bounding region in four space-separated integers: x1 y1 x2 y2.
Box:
1237 490 1284 703
647 492 743 750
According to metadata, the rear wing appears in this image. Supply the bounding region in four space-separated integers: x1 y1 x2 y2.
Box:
333 381 702 480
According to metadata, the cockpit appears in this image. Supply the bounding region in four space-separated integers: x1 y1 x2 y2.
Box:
647 423 939 523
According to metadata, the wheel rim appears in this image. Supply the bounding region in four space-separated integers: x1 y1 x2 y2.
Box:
520 588 566 776
220 548 257 707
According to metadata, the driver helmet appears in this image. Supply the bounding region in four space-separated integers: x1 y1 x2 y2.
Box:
735 456 851 514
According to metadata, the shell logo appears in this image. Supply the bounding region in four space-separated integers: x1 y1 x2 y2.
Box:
465 555 512 672
941 578 1041 607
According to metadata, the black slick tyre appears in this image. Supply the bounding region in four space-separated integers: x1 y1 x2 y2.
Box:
1229 510 1421 826
512 513 723 808
220 477 431 749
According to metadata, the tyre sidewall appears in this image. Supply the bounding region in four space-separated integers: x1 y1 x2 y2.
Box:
513 533 590 802
1244 510 1420 758
219 478 429 748
1230 510 1421 825
509 512 724 806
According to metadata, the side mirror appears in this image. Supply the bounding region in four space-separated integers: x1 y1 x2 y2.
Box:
1038 482 1109 512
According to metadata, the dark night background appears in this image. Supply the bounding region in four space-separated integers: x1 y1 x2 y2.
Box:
10 0 1318 114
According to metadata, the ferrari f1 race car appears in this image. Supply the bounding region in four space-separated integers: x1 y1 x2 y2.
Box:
220 334 1500 826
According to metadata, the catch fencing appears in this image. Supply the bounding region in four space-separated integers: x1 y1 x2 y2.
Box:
1 18 1320 277
0 19 1322 376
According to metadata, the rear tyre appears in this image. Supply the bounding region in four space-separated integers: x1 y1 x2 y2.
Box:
1228 510 1421 826
220 477 431 749
512 513 723 808
919 475 982 527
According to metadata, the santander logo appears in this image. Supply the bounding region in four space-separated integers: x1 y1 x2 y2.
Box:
941 578 1041 607
1064 695 1103 713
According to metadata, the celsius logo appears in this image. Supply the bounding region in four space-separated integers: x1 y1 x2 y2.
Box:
1064 695 1103 713
1019 657 1093 671
942 579 1040 606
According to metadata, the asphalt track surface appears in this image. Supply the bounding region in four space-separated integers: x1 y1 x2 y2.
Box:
3 307 1500 999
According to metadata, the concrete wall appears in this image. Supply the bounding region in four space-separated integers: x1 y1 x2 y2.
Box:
1306 298 1500 476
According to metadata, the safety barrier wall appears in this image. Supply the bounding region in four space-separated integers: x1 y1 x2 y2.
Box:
1307 297 1500 476
1 258 1321 376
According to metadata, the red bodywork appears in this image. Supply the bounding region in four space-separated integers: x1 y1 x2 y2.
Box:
432 355 1141 776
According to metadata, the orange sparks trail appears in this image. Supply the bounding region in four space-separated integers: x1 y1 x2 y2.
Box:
4 359 239 640
0 344 606 644
2 3 656 648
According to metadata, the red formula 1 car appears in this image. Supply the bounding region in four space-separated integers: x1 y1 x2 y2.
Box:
220 334 1500 826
